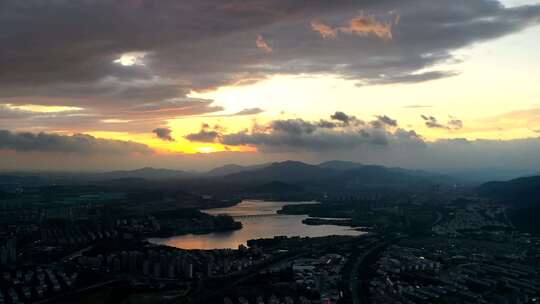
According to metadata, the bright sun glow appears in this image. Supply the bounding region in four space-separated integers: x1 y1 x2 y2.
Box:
86 130 256 155
196 147 217 153
113 52 147 66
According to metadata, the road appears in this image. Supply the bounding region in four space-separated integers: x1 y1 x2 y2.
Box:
35 279 119 304
62 245 94 262
349 237 396 304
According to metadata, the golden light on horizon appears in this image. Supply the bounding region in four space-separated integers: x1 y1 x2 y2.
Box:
86 131 256 155
7 104 84 113
196 146 218 153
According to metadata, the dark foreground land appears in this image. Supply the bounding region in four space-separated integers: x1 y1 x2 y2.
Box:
0 163 539 303
1 187 539 304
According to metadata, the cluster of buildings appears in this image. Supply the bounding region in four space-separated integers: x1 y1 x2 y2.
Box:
0 266 78 304
432 204 510 236
368 238 540 304
76 245 269 280
40 225 117 246
0 238 16 267
223 295 313 304
38 214 168 247
77 248 196 280
114 216 161 235
0 207 40 224
40 203 102 221
290 254 345 303
225 237 363 304
201 246 268 277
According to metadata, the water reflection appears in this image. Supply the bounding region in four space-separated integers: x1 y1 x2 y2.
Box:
149 200 363 250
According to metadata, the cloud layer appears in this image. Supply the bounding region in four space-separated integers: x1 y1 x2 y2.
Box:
153 128 175 142
180 111 540 176
186 112 421 152
1 0 539 134
1 1 540 173
0 130 152 155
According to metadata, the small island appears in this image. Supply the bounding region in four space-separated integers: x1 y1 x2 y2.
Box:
301 217 353 227
148 208 243 237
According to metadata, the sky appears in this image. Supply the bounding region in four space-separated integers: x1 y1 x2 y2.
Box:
1 0 540 173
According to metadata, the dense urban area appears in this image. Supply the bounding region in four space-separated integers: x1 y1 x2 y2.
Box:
0 161 539 303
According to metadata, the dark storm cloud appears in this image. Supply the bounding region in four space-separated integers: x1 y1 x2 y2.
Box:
153 128 175 142
0 130 152 154
2 0 539 90
1 0 540 134
0 0 357 88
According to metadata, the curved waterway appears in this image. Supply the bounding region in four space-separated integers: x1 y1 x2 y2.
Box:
148 200 364 250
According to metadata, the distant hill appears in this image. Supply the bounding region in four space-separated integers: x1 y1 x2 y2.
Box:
91 167 195 180
478 176 540 207
340 165 427 184
206 164 245 176
247 181 304 193
1 160 453 194
479 176 540 235
205 163 270 176
317 160 364 171
316 165 446 192
433 168 537 183
219 160 450 192
224 161 337 184
0 175 44 185
92 177 152 188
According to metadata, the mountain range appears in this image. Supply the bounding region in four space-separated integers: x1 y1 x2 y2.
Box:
0 160 454 192
477 175 540 208
478 176 540 234
39 163 534 199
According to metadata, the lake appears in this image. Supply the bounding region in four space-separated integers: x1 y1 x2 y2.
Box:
149 200 363 250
